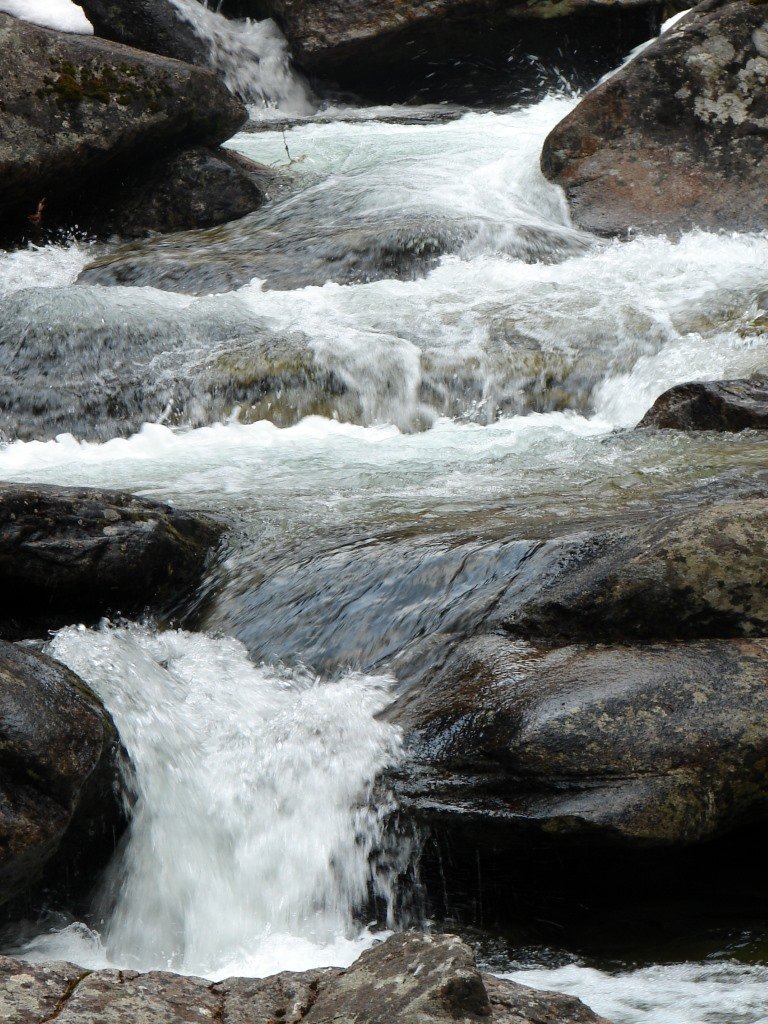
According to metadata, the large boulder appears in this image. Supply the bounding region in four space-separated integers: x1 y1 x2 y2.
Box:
0 641 127 909
385 635 768 924
497 496 768 642
0 14 246 243
0 933 610 1023
638 376 768 432
78 0 210 65
249 0 663 103
0 484 222 639
541 0 768 235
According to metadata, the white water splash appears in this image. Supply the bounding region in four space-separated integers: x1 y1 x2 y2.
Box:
503 961 768 1024
18 624 401 979
170 0 314 115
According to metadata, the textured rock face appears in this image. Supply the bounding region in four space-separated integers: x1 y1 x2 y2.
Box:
79 0 209 65
0 934 610 1023
498 497 768 642
0 641 126 909
638 376 768 432
387 636 768 848
0 14 246 239
541 0 768 235
255 0 662 103
0 484 222 639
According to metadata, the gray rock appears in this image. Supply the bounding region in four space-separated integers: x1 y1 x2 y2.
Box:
0 641 126 909
387 635 768 848
0 14 246 242
541 0 768 235
80 0 210 65
0 933 610 1023
638 376 768 432
498 497 768 642
0 483 222 639
249 0 662 103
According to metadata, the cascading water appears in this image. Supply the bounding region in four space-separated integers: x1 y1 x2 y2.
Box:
2 20 768 1024
16 624 401 979
169 0 314 114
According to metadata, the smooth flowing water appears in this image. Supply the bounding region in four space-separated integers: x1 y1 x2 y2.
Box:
2 12 768 1020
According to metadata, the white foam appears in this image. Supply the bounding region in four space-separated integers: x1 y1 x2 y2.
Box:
16 624 401 979
503 961 768 1024
0 0 92 32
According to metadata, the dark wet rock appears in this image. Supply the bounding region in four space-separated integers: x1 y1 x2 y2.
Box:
0 484 222 639
80 0 210 65
541 0 768 236
78 147 280 240
497 497 768 642
249 0 662 104
0 14 246 244
638 376 768 432
0 641 126 909
387 635 768 849
0 287 356 442
0 933 610 1023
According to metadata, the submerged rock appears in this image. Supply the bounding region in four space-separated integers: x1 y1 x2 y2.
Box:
638 376 768 432
387 635 768 848
249 0 662 104
79 0 209 65
541 0 768 235
0 484 222 638
0 14 246 244
498 496 768 642
0 641 126 910
0 933 610 1023
0 287 356 441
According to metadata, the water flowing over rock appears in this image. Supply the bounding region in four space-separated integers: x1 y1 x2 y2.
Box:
0 484 222 638
0 641 126 910
0 13 246 243
0 933 611 1023
638 375 768 432
541 0 768 235
248 0 663 103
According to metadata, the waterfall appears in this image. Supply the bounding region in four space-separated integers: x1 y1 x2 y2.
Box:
17 624 402 979
169 0 315 115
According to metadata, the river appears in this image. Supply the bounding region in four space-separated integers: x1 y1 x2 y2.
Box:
1 8 767 1022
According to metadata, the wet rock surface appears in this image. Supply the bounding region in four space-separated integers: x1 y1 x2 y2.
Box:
0 641 126 910
498 496 768 642
79 0 210 66
0 933 610 1023
0 14 246 244
638 375 768 432
541 0 768 235
79 147 280 240
0 484 222 638
0 287 354 442
252 0 662 104
387 635 768 848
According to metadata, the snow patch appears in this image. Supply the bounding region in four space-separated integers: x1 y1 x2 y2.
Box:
0 0 93 34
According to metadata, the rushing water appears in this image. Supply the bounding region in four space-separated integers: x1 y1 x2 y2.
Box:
2 17 768 1020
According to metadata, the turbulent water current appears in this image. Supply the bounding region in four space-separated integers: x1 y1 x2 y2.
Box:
2 16 768 1021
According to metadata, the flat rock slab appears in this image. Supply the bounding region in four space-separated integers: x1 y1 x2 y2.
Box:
638 376 768 432
0 640 126 908
0 13 245 236
541 0 768 234
0 933 610 1023
0 483 222 638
